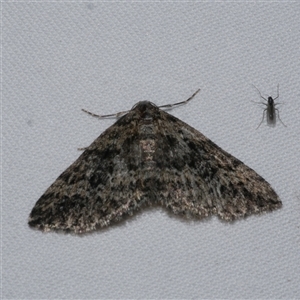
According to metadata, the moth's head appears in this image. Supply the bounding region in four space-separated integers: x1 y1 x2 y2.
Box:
131 101 159 117
131 101 157 110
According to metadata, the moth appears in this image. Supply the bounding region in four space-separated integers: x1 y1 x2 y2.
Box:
29 89 281 233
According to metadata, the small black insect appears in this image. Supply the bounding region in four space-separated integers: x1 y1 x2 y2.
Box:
252 84 286 129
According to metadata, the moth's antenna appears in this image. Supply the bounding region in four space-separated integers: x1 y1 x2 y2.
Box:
159 89 201 109
82 108 129 119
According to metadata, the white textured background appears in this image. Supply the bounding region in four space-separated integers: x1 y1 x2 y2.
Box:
2 2 300 299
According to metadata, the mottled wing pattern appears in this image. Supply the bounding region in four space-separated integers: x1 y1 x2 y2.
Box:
151 112 281 220
29 110 149 233
29 100 281 233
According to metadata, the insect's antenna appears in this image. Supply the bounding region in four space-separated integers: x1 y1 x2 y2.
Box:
273 84 280 101
82 108 130 119
252 84 268 102
159 89 201 109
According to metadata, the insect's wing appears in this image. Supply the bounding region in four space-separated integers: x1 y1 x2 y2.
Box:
28 110 148 233
266 104 276 127
153 112 282 220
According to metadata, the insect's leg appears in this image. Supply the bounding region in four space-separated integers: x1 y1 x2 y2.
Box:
251 101 268 105
275 108 287 127
256 108 266 129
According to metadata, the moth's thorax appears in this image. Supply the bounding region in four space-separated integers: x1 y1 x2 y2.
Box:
132 101 159 132
132 101 159 167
